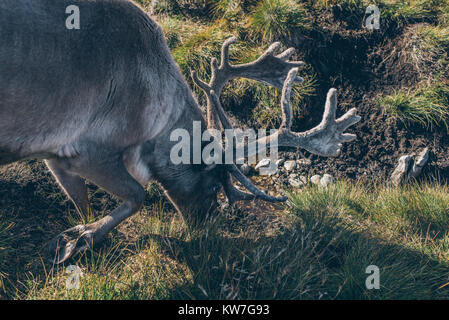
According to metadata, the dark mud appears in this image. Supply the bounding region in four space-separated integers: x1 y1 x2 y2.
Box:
281 17 449 182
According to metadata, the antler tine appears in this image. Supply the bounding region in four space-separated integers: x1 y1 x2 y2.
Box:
191 35 306 104
210 91 286 203
280 68 298 130
191 70 210 92
209 91 234 130
276 47 296 60
222 174 254 204
220 36 237 69
190 36 306 132
226 165 288 202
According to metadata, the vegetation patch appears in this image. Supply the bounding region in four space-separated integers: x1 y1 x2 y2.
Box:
13 181 449 300
246 0 310 42
379 81 449 131
413 25 449 78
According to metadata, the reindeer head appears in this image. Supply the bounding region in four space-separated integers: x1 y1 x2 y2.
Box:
165 36 361 223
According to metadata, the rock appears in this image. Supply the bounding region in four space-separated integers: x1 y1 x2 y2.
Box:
409 148 430 179
320 174 334 188
266 166 278 176
390 148 430 186
275 159 285 166
289 178 304 188
390 155 412 186
255 158 278 176
297 158 312 166
255 158 271 170
299 175 307 184
284 160 296 172
239 163 251 176
310 174 321 185
289 173 298 179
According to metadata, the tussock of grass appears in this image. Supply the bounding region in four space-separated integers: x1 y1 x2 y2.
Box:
137 0 211 16
315 0 367 9
17 181 449 300
383 0 435 22
379 81 449 131
210 0 251 21
288 181 449 299
247 0 310 42
439 3 449 26
171 24 248 81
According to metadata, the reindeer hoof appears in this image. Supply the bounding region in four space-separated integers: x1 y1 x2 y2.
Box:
48 225 94 264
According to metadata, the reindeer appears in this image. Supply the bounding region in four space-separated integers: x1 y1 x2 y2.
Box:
0 0 360 263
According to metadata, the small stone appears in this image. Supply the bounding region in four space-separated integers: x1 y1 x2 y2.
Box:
256 158 278 176
275 159 285 166
310 174 321 185
297 158 312 166
266 166 278 176
410 148 430 178
320 174 334 188
289 178 304 188
299 175 307 184
255 158 271 171
284 160 296 172
390 155 412 186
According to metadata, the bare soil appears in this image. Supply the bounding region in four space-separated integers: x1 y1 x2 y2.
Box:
278 16 449 182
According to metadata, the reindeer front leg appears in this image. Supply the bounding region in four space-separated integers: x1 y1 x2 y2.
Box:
48 148 146 264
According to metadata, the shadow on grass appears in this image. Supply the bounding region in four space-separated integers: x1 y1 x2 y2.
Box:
0 165 157 299
136 207 449 300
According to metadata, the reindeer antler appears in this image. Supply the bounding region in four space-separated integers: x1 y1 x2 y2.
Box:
191 36 304 129
243 68 361 158
191 37 361 204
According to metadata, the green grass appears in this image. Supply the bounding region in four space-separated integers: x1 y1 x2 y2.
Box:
439 3 449 26
170 23 249 80
379 81 449 131
157 14 316 128
248 72 316 128
14 181 449 300
153 0 449 131
383 0 436 22
246 0 310 42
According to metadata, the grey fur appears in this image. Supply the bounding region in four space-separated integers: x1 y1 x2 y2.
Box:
0 0 222 263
